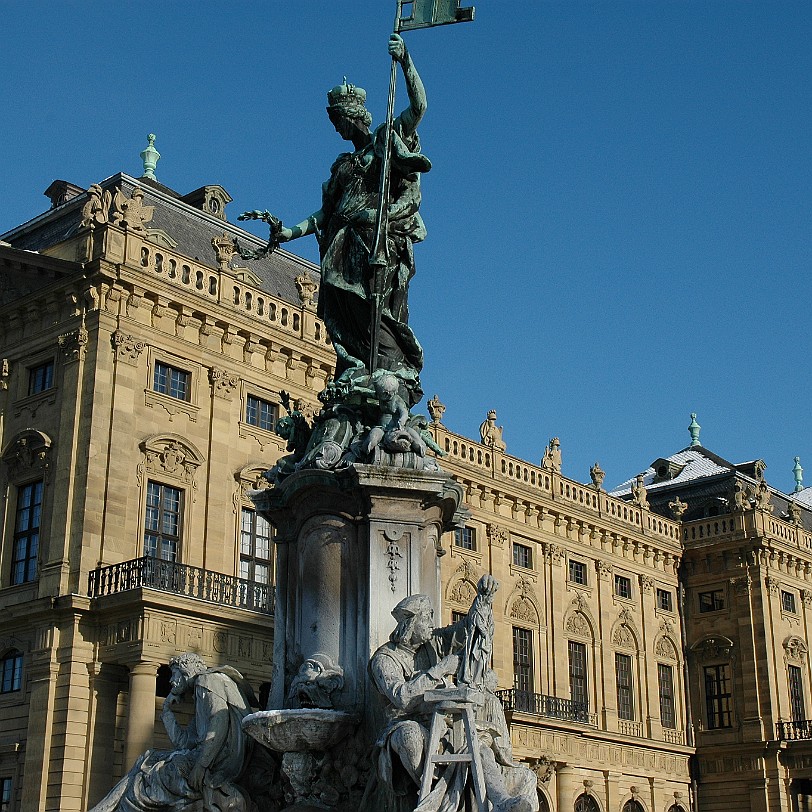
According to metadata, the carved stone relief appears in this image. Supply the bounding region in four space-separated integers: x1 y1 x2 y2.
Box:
784 636 809 663
209 367 240 400
655 636 678 661
136 435 205 500
487 523 508 548
1 430 52 485
58 328 88 362
565 611 591 639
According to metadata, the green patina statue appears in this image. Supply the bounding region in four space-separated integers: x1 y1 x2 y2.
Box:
240 33 430 409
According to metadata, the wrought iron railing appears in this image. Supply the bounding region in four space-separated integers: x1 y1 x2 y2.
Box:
496 689 597 725
88 556 274 615
777 719 812 741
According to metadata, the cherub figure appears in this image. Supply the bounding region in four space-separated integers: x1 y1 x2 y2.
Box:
363 373 426 456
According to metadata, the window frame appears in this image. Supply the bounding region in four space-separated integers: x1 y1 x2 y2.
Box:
568 559 588 586
568 639 588 708
11 479 43 585
454 526 476 551
143 481 184 562
512 626 534 694
27 359 55 396
244 394 278 433
704 663 733 729
0 651 23 694
782 590 797 614
153 360 192 402
615 651 635 720
512 541 533 569
239 507 273 585
614 574 632 600
789 664 806 722
1 777 12 812
658 662 676 729
698 589 725 613
656 587 673 612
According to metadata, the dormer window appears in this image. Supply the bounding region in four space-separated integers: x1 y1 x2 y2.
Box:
651 458 686 483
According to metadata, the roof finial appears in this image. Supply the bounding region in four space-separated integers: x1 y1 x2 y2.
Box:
140 133 160 180
688 413 701 447
793 456 804 493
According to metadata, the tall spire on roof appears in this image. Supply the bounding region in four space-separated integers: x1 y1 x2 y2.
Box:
793 456 804 493
140 133 160 180
688 413 701 447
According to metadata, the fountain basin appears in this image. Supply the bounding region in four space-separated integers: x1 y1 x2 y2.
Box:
242 709 359 753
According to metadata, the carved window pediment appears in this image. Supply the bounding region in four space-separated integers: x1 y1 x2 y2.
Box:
2 429 53 483
691 635 734 663
655 635 679 661
233 464 271 514
448 578 477 606
565 610 592 639
137 435 205 497
784 635 809 663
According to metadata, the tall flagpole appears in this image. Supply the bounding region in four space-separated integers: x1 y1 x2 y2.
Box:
367 1 403 377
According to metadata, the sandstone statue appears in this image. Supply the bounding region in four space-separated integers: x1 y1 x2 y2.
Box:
88 653 256 812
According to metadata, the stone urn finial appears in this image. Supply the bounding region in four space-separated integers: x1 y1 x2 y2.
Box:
140 133 160 180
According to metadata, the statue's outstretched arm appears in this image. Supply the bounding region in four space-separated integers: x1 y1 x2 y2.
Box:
389 34 426 137
279 210 324 243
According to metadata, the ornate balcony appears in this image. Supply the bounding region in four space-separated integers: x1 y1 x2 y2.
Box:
88 556 274 615
496 689 597 726
777 720 812 741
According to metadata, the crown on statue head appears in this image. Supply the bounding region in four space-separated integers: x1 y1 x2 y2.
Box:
327 76 368 112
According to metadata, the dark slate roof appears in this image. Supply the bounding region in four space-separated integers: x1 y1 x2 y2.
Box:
0 173 319 309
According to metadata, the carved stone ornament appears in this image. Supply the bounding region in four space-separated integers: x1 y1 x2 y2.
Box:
111 186 154 231
211 232 236 271
546 543 564 565
295 274 318 308
612 624 636 650
731 480 752 512
784 636 809 663
802 590 812 608
595 559 613 580
640 575 654 593
655 636 678 661
479 409 506 452
0 358 9 390
529 756 555 785
487 523 508 548
788 501 803 526
766 575 781 596
58 328 88 362
449 578 477 606
731 575 752 596
427 394 446 425
589 461 605 490
565 611 591 639
755 478 773 512
1 430 52 484
136 435 205 497
631 474 649 509
691 636 734 664
541 437 562 473
209 367 240 400
233 465 270 514
80 183 112 227
669 496 688 520
111 330 146 365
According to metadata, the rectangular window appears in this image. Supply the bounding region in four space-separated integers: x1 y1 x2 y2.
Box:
615 652 634 720
614 574 632 599
1 778 12 812
512 542 532 569
11 480 43 584
245 395 277 432
143 482 183 562
569 559 587 586
452 610 466 625
704 664 733 729
782 590 797 614
512 626 533 694
658 663 676 729
568 640 588 708
153 361 190 401
1 652 23 694
28 360 54 395
789 664 806 722
454 526 476 551
239 508 273 584
699 589 725 613
656 588 673 612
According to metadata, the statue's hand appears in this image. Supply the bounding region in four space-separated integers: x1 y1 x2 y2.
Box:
429 654 459 680
389 33 407 63
187 762 206 792
162 694 180 713
476 574 499 601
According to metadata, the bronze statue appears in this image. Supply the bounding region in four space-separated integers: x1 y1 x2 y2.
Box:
241 33 430 407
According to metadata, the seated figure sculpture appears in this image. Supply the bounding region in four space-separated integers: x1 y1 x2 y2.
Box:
368 576 538 812
89 653 256 812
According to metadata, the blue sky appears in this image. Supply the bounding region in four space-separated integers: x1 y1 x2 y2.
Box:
2 1 811 492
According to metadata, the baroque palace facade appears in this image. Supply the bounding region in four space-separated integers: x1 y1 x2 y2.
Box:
0 162 809 812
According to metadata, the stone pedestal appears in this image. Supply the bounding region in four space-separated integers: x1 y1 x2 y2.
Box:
252 463 466 722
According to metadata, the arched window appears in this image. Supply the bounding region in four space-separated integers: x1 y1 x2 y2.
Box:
667 805 686 812
622 801 645 812
574 794 600 812
0 650 23 693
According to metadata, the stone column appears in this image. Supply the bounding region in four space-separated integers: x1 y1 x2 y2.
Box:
253 464 465 730
124 662 159 767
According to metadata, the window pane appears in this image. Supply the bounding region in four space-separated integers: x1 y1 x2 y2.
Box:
569 641 588 707
789 665 806 721
143 482 182 561
12 480 43 585
512 627 533 693
705 664 732 728
616 652 634 720
659 663 676 728
454 527 475 550
240 507 274 584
